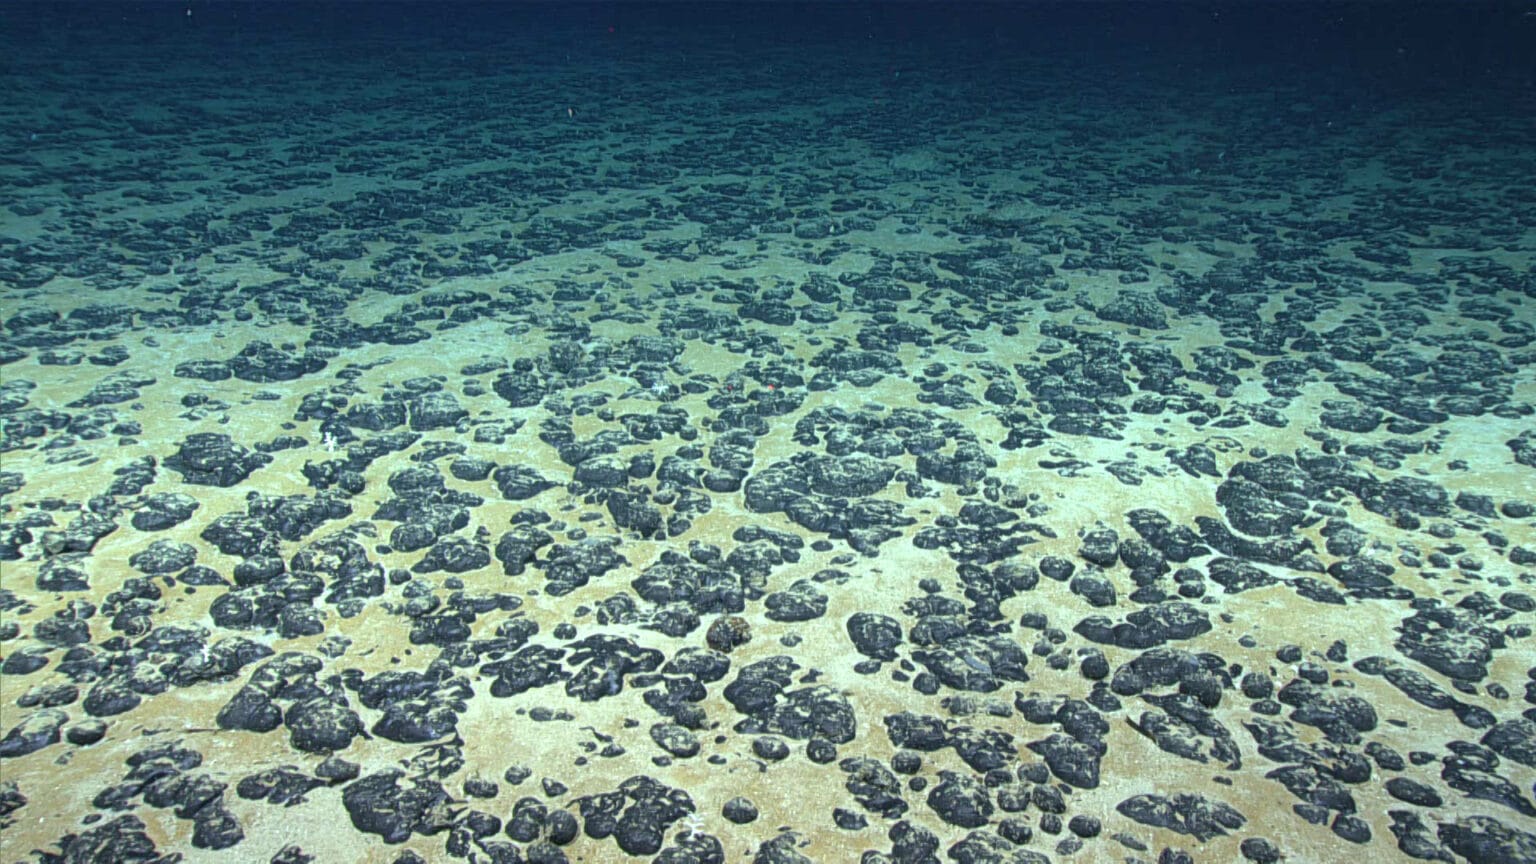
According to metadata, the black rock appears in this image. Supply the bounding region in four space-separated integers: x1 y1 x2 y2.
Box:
883 712 949 753
35 558 91 592
1075 602 1213 650
723 796 758 824
341 769 453 844
1069 571 1117 607
270 843 316 864
1366 741 1406 772
1239 837 1282 863
1078 526 1121 566
237 767 324 806
1114 792 1246 842
1266 764 1357 814
493 465 558 500
407 391 467 431
525 840 568 864
763 579 827 622
752 736 790 761
494 526 554 576
1068 814 1102 838
1097 290 1168 330
1331 813 1372 844
1206 557 1279 594
227 341 327 383
0 778 24 825
539 537 626 597
565 635 663 702
315 756 359 782
82 676 141 717
1385 777 1444 808
0 707 67 758
1437 814 1536 864
604 489 665 537
1109 647 1229 698
2 648 50 676
847 611 903 657
131 492 199 531
838 756 907 819
506 796 552 842
412 536 491 575
1215 475 1311 537
65 718 107 745
1388 810 1454 862
1374 661 1461 710
30 814 177 863
449 457 495 482
831 807 866 830
484 645 568 697
752 831 815 864
925 770 992 828
129 539 197 575
1328 555 1399 593
1240 671 1274 701
1481 717 1536 768
372 698 459 744
285 697 364 753
811 445 897 495
1079 649 1110 681
724 656 856 743
577 775 692 856
649 723 700 758
1274 679 1377 744
1026 733 1102 789
1039 555 1076 581
1395 597 1509 682
910 632 1029 693
946 727 1015 774
1441 742 1536 817
163 433 272 487
1132 693 1242 769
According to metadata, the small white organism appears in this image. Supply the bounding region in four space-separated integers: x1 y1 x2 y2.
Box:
679 810 706 839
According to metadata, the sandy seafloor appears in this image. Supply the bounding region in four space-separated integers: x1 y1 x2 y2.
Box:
2 3 1536 863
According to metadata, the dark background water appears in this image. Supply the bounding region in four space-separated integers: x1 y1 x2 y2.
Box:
6 2 1535 101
